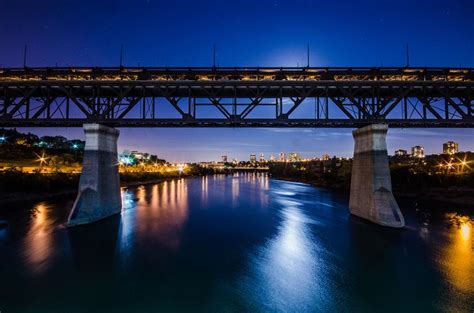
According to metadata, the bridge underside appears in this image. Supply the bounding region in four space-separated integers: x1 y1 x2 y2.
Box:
0 67 473 128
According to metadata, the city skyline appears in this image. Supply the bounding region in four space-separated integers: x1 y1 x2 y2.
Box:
1 0 473 162
15 127 474 162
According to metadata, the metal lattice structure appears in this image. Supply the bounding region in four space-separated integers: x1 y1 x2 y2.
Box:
1 67 473 127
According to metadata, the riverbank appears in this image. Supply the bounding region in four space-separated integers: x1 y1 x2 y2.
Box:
270 174 474 208
0 172 203 207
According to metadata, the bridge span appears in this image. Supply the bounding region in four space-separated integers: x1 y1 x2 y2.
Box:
1 66 473 228
1 67 473 128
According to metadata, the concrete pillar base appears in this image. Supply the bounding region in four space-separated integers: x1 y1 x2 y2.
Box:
68 124 122 227
349 124 405 228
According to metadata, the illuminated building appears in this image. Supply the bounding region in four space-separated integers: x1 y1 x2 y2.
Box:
250 154 257 163
411 146 425 158
270 155 275 162
279 152 286 162
322 154 331 161
259 153 265 162
395 149 408 156
221 155 228 163
443 141 459 155
288 152 301 162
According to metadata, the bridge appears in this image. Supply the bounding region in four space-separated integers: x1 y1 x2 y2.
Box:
1 66 473 229
1 67 473 127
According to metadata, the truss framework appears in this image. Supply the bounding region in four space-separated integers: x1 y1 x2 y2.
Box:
0 74 473 128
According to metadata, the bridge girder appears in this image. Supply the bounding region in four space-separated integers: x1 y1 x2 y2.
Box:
0 69 473 128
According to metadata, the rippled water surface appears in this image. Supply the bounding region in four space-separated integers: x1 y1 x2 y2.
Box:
0 174 473 312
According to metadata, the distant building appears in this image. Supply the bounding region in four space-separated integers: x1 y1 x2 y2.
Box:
250 154 257 163
259 153 265 162
119 150 151 164
395 149 408 156
279 152 286 162
411 146 425 158
221 155 228 163
322 154 331 161
288 152 301 162
131 150 146 160
232 158 238 164
443 141 459 155
270 155 275 161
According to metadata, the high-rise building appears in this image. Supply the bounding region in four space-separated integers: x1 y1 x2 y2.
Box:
259 153 265 163
221 155 228 163
443 141 459 155
395 149 408 156
270 155 275 161
250 154 257 163
279 152 286 162
288 152 301 162
411 146 425 158
322 154 331 161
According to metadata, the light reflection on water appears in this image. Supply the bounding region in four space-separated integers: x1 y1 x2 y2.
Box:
0 174 473 312
119 178 189 258
23 203 56 273
237 184 326 312
441 213 473 293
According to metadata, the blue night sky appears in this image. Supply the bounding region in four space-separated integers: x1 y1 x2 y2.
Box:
0 0 473 162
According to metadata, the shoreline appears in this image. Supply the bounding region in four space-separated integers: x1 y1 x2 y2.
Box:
270 175 474 208
0 175 192 207
1 174 473 209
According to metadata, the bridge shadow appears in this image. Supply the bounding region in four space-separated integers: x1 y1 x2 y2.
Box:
67 214 121 273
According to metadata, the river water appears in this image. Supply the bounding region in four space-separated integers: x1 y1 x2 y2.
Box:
0 174 472 312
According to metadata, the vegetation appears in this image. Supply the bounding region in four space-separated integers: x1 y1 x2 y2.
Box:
0 169 81 193
269 153 474 204
0 128 217 199
269 158 352 189
0 163 215 196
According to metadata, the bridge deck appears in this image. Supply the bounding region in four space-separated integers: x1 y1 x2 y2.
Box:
1 66 473 82
1 67 473 128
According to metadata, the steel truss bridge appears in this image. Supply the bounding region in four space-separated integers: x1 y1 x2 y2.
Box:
0 67 473 128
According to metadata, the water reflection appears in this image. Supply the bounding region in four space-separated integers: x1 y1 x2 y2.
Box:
23 203 55 273
0 176 472 312
0 219 7 242
441 213 473 293
68 214 121 273
237 182 325 312
201 175 208 205
119 179 189 258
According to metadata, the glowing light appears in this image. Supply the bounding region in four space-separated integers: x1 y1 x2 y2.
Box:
119 156 134 165
35 152 48 166
71 144 79 149
442 213 473 293
460 223 471 241
456 155 471 172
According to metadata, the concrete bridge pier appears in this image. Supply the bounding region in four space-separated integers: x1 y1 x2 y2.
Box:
349 124 405 228
68 124 122 227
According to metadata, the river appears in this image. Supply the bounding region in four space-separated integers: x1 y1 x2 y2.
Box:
0 173 472 312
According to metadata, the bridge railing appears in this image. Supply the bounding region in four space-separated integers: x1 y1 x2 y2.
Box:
1 67 473 82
